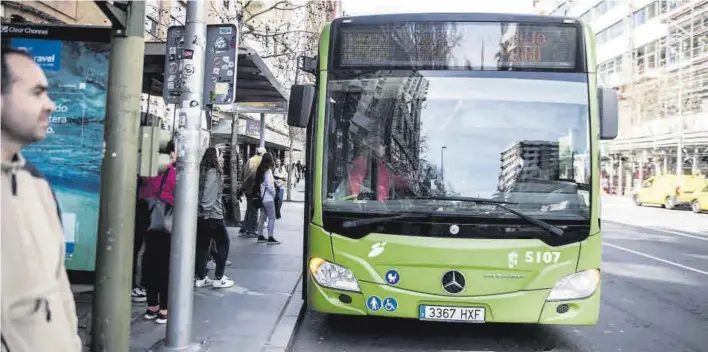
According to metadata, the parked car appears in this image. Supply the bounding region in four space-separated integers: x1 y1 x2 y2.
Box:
677 185 708 213
632 175 707 209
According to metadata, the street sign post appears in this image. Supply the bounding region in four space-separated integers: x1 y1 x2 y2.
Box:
163 24 238 105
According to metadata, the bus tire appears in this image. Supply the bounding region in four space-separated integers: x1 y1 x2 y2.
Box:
692 200 702 214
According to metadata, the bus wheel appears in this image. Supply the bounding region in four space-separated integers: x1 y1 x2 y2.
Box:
692 200 702 213
633 195 641 206
665 197 675 210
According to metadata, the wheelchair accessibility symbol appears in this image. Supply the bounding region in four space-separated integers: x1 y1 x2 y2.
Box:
383 297 398 312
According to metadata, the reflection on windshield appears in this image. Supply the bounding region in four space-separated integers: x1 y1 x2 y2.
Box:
324 71 591 219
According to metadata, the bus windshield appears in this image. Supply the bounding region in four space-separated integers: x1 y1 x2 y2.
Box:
323 71 591 221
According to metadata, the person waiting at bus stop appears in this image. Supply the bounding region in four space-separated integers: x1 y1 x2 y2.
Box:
194 147 234 289
142 140 177 324
238 147 266 237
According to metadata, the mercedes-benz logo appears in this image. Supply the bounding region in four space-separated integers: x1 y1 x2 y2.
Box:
441 270 466 294
449 224 460 235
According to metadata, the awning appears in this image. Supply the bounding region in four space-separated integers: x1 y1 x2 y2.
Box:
209 116 302 152
142 42 287 103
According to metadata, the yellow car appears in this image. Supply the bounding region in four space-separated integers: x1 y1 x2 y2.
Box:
633 175 707 210
677 185 708 213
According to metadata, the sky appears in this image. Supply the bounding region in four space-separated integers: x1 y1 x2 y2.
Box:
342 0 538 16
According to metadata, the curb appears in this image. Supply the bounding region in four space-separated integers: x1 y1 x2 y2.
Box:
262 274 305 352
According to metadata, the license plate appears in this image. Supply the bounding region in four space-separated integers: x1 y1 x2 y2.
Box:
419 305 486 323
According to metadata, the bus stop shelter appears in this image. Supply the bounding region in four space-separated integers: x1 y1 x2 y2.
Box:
139 42 289 223
140 42 292 158
141 42 287 103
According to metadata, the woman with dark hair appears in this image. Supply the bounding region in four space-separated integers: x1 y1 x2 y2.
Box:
254 152 280 244
143 140 177 324
195 147 234 288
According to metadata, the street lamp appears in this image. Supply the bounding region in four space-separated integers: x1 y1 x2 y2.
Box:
441 146 447 191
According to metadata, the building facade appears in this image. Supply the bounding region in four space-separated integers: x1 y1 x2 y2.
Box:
3 0 342 165
539 0 708 195
1 1 109 25
499 141 561 191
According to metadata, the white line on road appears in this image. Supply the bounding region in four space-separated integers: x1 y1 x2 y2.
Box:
605 220 708 242
604 242 708 276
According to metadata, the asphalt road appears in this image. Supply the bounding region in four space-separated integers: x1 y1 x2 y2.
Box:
291 196 708 352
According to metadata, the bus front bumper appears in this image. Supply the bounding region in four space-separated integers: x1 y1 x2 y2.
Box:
307 275 601 325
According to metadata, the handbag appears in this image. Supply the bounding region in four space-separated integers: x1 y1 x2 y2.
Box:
250 182 265 209
147 168 174 233
274 186 282 219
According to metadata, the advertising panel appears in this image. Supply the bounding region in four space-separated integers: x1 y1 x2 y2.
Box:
2 23 112 271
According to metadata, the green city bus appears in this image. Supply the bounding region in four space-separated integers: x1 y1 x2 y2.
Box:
287 13 618 325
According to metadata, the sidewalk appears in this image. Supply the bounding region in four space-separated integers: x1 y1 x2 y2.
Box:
75 182 307 351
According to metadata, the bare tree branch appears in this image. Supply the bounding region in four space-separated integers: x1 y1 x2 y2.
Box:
271 2 312 11
245 29 317 39
245 0 288 23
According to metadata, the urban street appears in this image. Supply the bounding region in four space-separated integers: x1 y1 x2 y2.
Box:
292 196 708 352
3 1 708 351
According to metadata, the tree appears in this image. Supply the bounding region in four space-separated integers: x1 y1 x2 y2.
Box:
210 0 332 206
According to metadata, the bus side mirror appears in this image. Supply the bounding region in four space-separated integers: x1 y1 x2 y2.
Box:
598 87 618 140
287 84 315 128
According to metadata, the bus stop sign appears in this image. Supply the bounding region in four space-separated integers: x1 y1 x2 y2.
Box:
163 24 238 105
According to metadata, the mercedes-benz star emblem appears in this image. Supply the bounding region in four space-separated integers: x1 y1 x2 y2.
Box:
441 270 466 294
449 224 460 235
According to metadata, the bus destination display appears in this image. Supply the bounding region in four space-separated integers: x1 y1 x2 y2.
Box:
337 22 578 71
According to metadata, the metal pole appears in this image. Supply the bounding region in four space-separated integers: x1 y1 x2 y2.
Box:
609 155 615 193
91 1 146 351
676 63 684 175
676 18 687 176
618 156 623 196
441 146 446 192
230 112 241 224
259 112 266 148
164 0 205 349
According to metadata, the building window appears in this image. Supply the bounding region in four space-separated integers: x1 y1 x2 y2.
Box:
145 16 159 38
578 0 621 24
633 1 662 27
596 19 626 44
661 0 684 12
595 1 608 16
597 55 622 86
145 0 163 39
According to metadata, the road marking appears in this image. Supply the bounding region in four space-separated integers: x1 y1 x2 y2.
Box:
604 242 708 276
605 220 708 242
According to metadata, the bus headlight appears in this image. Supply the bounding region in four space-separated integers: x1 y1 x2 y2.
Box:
546 269 600 302
309 257 361 292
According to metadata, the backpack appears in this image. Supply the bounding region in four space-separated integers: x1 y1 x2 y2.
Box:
242 172 254 196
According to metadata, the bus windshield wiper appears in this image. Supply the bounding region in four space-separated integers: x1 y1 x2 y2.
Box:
342 213 432 228
411 196 564 236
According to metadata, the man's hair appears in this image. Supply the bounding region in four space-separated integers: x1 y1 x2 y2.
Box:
256 147 266 155
1 48 33 95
